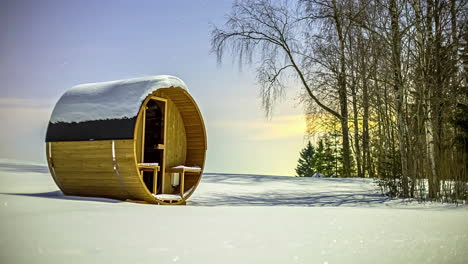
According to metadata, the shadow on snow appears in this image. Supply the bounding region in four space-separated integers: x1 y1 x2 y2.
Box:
1 190 123 203
0 161 49 174
190 173 400 207
0 162 399 207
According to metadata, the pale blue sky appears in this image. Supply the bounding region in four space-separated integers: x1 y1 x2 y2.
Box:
0 0 308 176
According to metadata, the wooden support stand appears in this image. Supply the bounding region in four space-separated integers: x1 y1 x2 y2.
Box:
166 167 202 197
138 163 160 194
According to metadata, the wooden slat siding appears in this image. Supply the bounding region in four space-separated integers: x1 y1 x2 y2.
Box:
186 153 205 167
186 135 204 141
186 156 206 162
186 150 205 156
48 139 159 203
186 134 204 140
179 117 200 122
186 137 205 142
186 141 205 147
157 88 206 158
186 140 204 144
45 143 65 192
177 103 194 107
51 161 112 170
59 189 123 197
135 106 144 163
183 174 200 192
181 176 202 201
50 140 127 200
185 126 204 131
186 136 204 141
114 139 157 204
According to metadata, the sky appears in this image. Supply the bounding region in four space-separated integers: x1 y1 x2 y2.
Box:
0 0 310 176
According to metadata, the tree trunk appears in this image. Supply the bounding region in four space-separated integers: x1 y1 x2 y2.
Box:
360 31 371 178
351 73 362 178
390 0 409 196
362 60 371 178
332 0 352 177
350 30 363 178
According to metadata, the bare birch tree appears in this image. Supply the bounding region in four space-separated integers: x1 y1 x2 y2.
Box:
211 0 468 201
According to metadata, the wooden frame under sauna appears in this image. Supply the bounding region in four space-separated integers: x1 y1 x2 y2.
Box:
45 75 207 205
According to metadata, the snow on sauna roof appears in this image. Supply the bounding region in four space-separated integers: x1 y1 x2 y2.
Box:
50 75 187 124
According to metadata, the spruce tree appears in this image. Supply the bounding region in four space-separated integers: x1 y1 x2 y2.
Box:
313 139 335 177
314 140 327 174
295 141 316 177
322 133 342 177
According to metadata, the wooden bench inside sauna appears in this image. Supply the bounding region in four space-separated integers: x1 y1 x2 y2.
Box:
45 75 207 205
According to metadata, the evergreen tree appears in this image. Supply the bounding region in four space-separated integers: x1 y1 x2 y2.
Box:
322 132 343 177
295 141 316 177
295 134 356 177
311 139 334 177
320 138 335 177
314 140 327 174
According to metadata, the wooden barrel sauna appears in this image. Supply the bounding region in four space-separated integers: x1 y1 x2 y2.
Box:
45 75 207 205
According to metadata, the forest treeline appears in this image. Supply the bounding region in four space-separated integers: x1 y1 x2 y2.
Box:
211 0 467 202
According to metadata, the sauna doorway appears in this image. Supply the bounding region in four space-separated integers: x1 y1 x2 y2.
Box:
140 97 167 194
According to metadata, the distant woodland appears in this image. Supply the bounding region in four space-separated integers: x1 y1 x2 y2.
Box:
211 0 468 202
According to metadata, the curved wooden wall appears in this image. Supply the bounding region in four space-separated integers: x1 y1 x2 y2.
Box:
154 88 207 166
154 88 207 197
47 140 156 203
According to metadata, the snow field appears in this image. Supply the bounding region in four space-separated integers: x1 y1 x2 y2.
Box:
0 161 467 264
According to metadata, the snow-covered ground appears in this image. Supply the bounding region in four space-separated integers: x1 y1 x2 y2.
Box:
1 160 467 264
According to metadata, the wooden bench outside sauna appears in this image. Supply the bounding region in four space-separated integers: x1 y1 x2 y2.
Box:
137 163 160 194
142 165 202 205
167 166 202 195
45 75 207 205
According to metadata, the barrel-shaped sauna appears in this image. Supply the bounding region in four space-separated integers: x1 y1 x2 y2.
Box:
45 75 207 205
